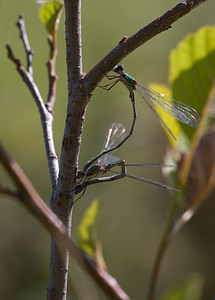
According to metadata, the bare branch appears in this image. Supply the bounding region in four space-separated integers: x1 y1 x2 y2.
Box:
0 143 130 300
6 43 58 189
6 43 21 67
46 36 58 113
45 3 63 113
16 14 34 76
85 0 208 89
64 0 82 84
46 0 84 297
0 185 19 198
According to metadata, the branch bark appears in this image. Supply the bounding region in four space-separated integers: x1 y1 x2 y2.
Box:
16 14 33 76
45 5 63 113
47 0 86 298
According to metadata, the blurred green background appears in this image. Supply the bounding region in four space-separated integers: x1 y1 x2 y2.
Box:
1 0 215 299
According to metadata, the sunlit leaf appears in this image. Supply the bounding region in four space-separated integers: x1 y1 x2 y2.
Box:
149 83 181 145
169 25 215 139
39 0 63 36
77 199 100 258
161 273 204 300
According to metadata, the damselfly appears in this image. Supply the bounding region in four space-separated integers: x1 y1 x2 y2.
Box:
76 123 178 198
101 64 200 143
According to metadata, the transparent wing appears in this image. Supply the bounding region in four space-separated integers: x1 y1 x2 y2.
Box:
98 123 125 167
136 84 200 128
102 122 126 151
98 154 121 168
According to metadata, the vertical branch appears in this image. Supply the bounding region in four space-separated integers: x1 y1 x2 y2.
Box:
64 0 82 83
45 5 63 113
47 1 88 300
46 36 58 113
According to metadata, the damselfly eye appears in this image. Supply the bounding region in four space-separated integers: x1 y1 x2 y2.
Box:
117 65 124 71
113 64 124 73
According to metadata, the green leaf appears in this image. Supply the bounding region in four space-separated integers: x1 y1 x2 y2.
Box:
39 0 63 36
161 273 204 300
169 25 215 139
77 199 100 258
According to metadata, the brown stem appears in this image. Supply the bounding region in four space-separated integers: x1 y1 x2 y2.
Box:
45 3 63 113
0 186 19 198
46 35 58 113
47 0 85 298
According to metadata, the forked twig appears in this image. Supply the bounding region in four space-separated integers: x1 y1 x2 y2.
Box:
6 15 59 189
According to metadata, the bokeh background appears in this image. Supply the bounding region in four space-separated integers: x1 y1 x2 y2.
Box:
1 0 215 299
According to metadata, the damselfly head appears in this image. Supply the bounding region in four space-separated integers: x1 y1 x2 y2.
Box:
113 64 124 74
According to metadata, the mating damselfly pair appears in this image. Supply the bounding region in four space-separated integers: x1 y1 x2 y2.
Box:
75 66 200 199
75 122 179 199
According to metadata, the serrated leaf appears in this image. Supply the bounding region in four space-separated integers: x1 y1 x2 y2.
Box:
161 273 204 300
77 199 100 258
39 0 63 36
169 26 215 139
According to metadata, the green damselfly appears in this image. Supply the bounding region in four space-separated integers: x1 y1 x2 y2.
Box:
101 64 200 142
76 123 178 198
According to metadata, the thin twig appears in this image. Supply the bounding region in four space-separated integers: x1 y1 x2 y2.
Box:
16 14 34 76
45 3 63 113
46 36 58 113
6 43 59 189
0 186 19 198
0 142 130 300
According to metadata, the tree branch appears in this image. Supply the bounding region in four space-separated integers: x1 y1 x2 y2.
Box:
46 36 58 113
84 0 208 90
0 185 19 198
47 0 85 298
6 40 58 189
0 142 130 300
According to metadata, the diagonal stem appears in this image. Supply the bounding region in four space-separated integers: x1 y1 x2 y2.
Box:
85 0 208 89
